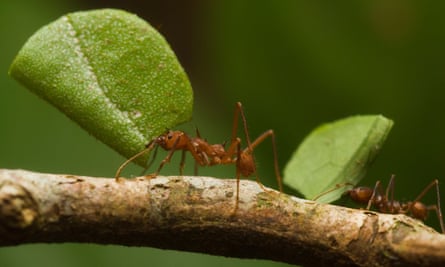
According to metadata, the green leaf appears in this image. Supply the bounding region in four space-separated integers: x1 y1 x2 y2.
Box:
9 9 193 166
283 115 393 203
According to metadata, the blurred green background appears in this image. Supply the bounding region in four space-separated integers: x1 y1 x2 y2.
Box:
1 0 445 266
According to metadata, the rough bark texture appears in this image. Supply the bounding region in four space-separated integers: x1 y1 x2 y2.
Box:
0 168 444 266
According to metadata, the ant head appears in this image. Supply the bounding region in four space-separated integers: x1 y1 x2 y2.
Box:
348 187 374 204
156 130 184 150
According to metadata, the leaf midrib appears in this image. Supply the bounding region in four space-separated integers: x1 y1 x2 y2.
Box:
64 14 147 142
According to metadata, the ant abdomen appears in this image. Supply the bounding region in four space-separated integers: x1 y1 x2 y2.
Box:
238 153 256 177
410 201 428 221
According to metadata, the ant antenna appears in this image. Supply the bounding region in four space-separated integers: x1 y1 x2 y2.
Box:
139 144 160 176
312 182 355 201
115 140 155 180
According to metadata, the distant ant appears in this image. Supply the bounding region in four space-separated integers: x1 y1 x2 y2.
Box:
115 102 283 210
313 175 445 233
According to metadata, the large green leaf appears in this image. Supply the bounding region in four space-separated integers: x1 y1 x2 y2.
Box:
9 9 193 166
284 115 393 203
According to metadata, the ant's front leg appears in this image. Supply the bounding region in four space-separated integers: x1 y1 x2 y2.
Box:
149 137 182 177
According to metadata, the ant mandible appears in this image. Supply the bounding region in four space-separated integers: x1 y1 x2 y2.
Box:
313 175 445 233
115 102 283 210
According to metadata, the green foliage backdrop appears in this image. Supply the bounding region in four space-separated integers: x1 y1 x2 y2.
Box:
1 1 445 266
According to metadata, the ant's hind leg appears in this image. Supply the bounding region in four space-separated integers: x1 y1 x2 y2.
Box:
233 102 283 193
246 130 283 193
413 179 445 234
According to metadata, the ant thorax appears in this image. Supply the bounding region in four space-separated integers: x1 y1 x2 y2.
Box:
191 138 228 166
156 130 187 150
379 199 401 214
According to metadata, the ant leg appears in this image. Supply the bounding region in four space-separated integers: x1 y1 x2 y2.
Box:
234 102 253 146
232 102 283 192
224 102 252 159
424 204 445 234
234 141 242 212
152 136 181 176
366 180 382 210
154 134 206 177
412 179 445 233
195 127 201 138
179 150 186 175
139 144 159 176
115 141 155 181
222 102 244 158
246 130 283 192
434 180 444 233
194 161 199 176
385 174 396 213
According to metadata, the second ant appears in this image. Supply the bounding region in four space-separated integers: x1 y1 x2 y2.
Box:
115 102 283 210
313 175 445 233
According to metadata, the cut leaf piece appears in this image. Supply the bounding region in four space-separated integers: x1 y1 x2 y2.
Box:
283 115 393 203
9 9 193 166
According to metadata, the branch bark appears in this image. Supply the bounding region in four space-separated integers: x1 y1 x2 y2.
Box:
1 168 444 266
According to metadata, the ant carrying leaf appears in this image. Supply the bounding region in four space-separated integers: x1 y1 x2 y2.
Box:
115 102 283 210
313 175 445 233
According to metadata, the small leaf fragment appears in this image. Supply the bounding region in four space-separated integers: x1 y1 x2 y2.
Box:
283 115 393 203
9 9 193 166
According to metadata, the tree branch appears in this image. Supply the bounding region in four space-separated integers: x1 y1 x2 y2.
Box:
1 169 444 266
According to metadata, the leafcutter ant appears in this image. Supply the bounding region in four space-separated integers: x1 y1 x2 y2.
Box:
313 175 445 233
115 102 283 210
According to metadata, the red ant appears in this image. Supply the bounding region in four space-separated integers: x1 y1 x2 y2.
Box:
115 102 283 210
313 175 445 233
